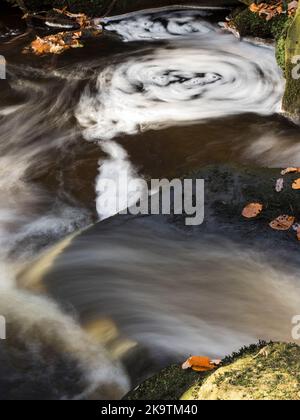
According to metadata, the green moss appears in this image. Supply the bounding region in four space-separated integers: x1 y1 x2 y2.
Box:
233 8 289 39
232 8 293 73
283 6 300 117
123 364 208 401
283 61 300 116
276 34 287 71
125 343 300 400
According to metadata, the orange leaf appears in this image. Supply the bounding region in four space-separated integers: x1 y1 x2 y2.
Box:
250 3 260 12
182 356 219 372
269 215 295 231
242 203 263 218
297 228 300 241
281 167 300 175
292 178 300 190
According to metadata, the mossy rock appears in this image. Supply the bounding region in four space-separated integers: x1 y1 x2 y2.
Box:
123 364 209 401
181 343 300 400
283 5 300 117
232 8 289 39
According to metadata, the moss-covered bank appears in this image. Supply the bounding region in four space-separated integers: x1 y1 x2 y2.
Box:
125 343 300 400
231 4 300 119
182 343 300 400
232 7 292 71
283 4 300 118
124 365 204 401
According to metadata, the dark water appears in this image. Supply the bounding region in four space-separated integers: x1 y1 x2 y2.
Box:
0 6 300 399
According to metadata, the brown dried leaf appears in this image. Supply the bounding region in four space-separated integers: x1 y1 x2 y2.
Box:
242 203 263 218
281 167 300 175
269 215 295 231
25 31 83 56
289 1 298 10
249 1 298 20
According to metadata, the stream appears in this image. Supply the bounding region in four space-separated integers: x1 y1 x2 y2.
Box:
0 6 300 400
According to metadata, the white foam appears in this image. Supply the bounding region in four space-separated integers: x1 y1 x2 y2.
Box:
96 141 145 220
105 11 215 42
77 37 284 143
77 23 284 220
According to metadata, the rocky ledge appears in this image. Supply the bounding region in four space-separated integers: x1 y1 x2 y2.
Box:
125 343 300 400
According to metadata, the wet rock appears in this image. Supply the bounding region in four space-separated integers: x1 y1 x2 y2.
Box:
124 342 300 400
6 1 240 17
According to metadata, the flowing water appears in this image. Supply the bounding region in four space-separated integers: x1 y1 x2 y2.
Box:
0 6 300 399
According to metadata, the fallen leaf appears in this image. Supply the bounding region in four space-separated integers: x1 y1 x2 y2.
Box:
275 178 284 192
249 1 298 20
24 31 84 56
242 203 263 218
253 346 271 359
281 167 300 175
182 356 221 372
289 0 298 8
250 3 260 13
220 21 240 38
53 8 92 29
269 215 295 231
297 228 300 241
292 178 300 190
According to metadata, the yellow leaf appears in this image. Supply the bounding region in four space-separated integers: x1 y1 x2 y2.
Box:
281 167 300 175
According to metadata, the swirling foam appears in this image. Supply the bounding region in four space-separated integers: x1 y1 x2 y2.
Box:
105 10 215 41
76 36 284 142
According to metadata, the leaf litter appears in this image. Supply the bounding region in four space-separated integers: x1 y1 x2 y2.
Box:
242 167 300 241
23 8 102 56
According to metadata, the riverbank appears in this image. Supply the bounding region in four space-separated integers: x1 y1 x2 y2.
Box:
125 343 300 400
230 2 300 119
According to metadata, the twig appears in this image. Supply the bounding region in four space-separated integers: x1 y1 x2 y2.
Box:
103 0 118 18
15 0 33 27
15 0 28 13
